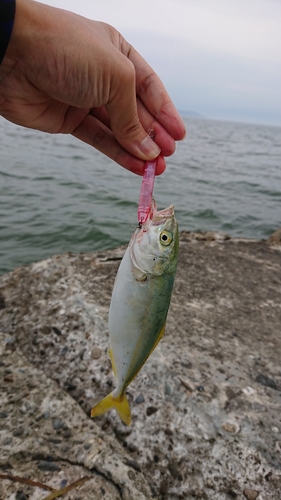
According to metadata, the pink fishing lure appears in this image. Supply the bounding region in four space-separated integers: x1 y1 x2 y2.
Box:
137 159 157 224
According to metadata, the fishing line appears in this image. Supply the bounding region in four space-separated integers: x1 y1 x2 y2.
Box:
149 32 175 128
136 9 178 227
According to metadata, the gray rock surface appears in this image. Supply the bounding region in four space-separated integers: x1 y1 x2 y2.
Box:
0 231 281 499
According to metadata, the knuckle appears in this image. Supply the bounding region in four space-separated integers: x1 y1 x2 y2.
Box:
91 128 107 147
121 58 136 84
137 72 154 98
118 115 142 139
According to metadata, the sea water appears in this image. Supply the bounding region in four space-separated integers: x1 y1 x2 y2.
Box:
0 116 280 275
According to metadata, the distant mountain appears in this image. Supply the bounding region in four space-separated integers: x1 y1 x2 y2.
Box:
178 110 205 118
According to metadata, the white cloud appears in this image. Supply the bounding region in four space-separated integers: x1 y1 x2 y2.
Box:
38 0 281 124
42 0 281 62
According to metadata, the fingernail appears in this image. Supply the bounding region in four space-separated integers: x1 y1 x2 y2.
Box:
182 127 187 140
139 136 161 159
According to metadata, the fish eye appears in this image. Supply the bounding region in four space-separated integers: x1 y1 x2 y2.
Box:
160 230 173 246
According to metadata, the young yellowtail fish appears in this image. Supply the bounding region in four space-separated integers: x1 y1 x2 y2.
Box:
91 201 179 425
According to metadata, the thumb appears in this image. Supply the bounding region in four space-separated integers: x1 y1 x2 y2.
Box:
105 60 160 160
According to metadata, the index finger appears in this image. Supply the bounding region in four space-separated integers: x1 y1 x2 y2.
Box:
126 43 186 141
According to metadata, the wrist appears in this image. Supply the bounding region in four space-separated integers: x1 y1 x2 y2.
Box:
2 0 35 69
0 0 36 112
0 0 16 65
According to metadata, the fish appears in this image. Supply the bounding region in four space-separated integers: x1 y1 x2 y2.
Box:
91 201 179 425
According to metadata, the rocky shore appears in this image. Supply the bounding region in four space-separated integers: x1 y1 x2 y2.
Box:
0 230 281 500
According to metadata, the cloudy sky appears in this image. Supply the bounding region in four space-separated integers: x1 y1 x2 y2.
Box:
41 0 281 126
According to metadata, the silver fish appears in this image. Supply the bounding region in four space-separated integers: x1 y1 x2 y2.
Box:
91 201 179 424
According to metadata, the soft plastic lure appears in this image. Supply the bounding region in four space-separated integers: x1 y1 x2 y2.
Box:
137 159 157 224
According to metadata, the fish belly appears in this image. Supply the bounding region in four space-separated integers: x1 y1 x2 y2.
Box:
108 247 175 394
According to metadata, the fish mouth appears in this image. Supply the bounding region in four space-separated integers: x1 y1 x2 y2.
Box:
129 200 176 274
150 200 175 226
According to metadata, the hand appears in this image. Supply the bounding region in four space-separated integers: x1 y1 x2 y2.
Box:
0 0 186 175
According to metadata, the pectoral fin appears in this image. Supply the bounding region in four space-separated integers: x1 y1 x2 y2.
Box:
91 391 131 426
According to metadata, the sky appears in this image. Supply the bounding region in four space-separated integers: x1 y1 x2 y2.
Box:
41 0 281 126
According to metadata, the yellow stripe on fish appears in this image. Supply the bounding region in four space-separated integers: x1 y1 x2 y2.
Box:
91 201 179 425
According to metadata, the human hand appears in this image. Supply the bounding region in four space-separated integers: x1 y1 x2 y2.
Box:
0 0 186 175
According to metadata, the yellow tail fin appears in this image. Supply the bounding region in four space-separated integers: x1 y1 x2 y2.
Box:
91 391 131 425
